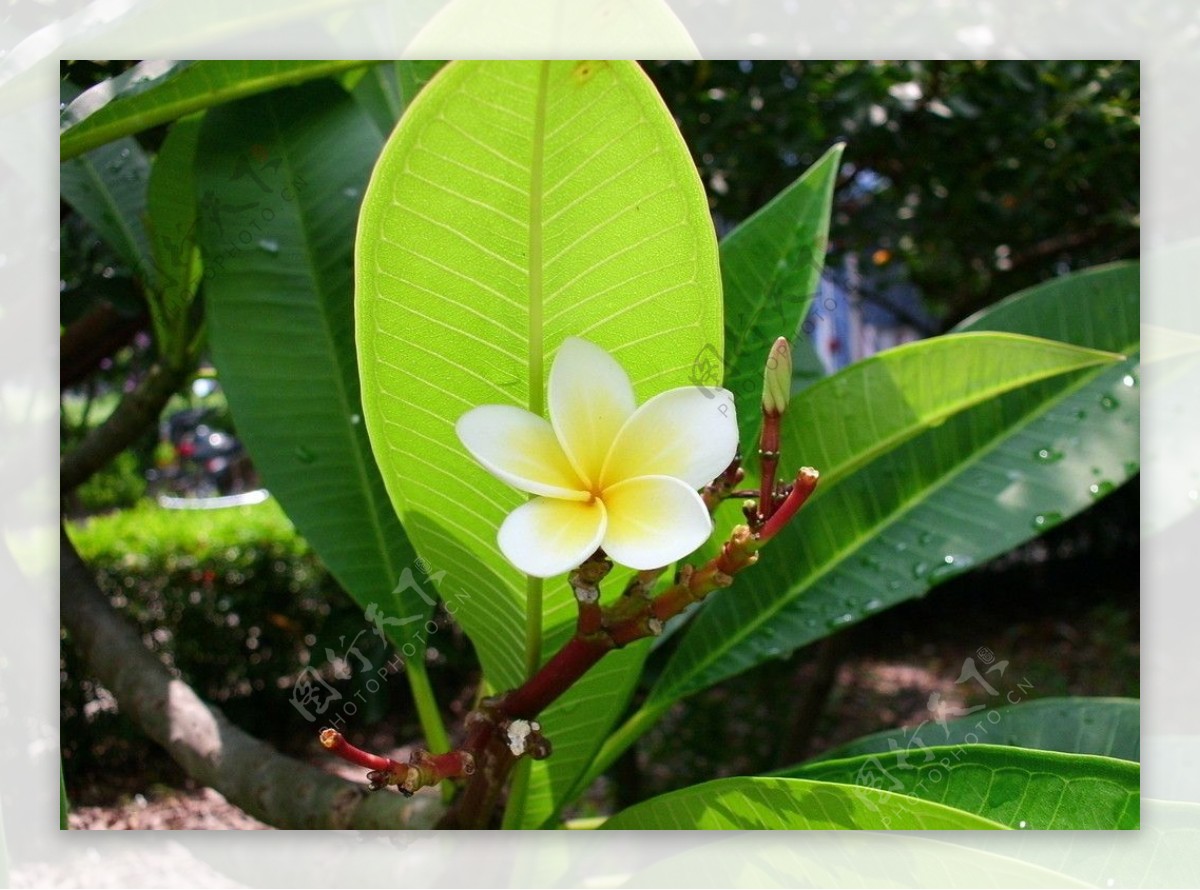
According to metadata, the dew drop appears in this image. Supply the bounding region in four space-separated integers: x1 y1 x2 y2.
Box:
257 238 280 254
864 598 884 612
1018 820 1028 829
1031 512 1062 530
1099 394 1119 412
342 186 361 199
826 613 854 629
1121 373 1137 388
1033 446 1064 464
912 562 930 580
350 413 362 425
1089 480 1115 499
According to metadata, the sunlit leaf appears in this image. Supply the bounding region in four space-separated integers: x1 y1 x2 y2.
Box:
600 776 1006 829
778 744 1140 829
650 330 1122 705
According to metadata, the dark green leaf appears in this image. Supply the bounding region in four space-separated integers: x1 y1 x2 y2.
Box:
719 144 842 448
61 80 153 282
145 115 203 355
194 80 429 643
815 696 1140 764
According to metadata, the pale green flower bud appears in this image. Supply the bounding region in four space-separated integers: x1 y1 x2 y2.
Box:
761 336 792 416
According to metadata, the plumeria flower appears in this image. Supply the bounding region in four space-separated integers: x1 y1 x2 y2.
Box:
456 337 739 578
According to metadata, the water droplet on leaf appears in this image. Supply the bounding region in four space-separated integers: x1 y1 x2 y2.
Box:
1034 446 1063 464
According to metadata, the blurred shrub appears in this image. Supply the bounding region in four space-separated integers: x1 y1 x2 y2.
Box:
73 449 147 513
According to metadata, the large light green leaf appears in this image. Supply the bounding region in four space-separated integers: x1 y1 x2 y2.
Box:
145 115 203 356
194 82 430 653
355 60 722 691
648 331 1121 705
778 744 1140 829
61 60 372 161
356 61 721 823
816 696 1140 764
719 144 843 448
600 776 1006 829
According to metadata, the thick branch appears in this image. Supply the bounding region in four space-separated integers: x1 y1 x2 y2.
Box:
60 361 189 493
60 303 149 391
60 529 442 829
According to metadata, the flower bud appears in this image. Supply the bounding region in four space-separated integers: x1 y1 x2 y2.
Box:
761 336 792 416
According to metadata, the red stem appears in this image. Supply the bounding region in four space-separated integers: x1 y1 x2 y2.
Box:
759 467 819 543
759 412 782 519
320 728 394 772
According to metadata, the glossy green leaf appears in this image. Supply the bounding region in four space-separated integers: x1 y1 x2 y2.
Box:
145 115 203 356
60 78 152 283
719 143 843 447
816 696 1140 764
649 330 1121 705
61 60 371 161
779 744 1139 829
600 776 1006 829
194 81 430 648
355 60 722 691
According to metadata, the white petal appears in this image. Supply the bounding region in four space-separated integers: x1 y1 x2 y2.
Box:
498 496 607 578
600 475 713 570
601 386 738 489
548 337 636 489
457 405 589 500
